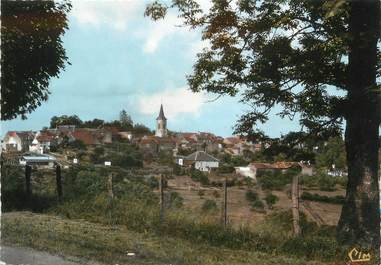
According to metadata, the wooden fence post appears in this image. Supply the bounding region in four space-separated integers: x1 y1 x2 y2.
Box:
292 174 301 236
56 164 63 203
25 164 32 200
159 174 164 223
107 172 114 199
222 177 228 228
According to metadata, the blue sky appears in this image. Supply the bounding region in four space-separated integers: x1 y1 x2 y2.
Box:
2 0 300 138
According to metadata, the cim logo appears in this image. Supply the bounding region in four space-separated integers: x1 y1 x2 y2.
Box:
347 247 371 264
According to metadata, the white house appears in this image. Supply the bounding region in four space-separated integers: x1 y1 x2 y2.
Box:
2 131 35 152
177 151 219 172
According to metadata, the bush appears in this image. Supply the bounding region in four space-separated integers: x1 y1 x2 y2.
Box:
251 199 265 210
245 190 258 202
201 199 218 213
212 190 220 198
317 173 336 191
173 164 185 175
264 193 279 209
166 192 183 209
191 169 209 185
198 190 205 197
147 176 159 189
259 171 294 190
301 192 344 204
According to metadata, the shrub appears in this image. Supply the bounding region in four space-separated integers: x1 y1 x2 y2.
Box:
212 190 220 198
167 192 183 209
201 199 218 213
147 176 159 189
191 169 209 185
198 190 205 197
251 199 265 210
264 193 279 209
245 190 258 202
317 173 336 191
259 171 293 190
301 192 344 204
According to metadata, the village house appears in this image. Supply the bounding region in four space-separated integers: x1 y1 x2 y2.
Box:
223 136 261 156
72 128 112 145
29 130 63 154
2 131 36 152
176 151 219 172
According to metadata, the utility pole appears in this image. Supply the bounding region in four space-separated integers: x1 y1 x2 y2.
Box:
222 177 227 228
292 174 301 236
25 164 32 200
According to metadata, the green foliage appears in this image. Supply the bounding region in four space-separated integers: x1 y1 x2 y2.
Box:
133 123 152 135
173 164 186 175
108 153 143 169
147 176 159 189
264 193 279 209
259 171 294 190
245 190 258 202
158 151 173 165
68 139 86 150
251 199 265 211
201 199 218 213
50 115 82 128
119 110 134 130
317 171 336 191
82 118 105 128
301 192 345 204
190 169 209 185
315 137 346 170
166 192 183 209
1 1 71 120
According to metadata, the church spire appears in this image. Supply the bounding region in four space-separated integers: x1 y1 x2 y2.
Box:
157 104 167 120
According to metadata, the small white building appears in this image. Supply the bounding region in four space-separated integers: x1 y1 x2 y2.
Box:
176 151 219 172
234 166 257 181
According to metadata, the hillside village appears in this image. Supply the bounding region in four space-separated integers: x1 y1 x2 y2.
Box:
2 104 318 179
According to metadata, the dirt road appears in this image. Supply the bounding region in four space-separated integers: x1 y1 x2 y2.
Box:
1 245 82 265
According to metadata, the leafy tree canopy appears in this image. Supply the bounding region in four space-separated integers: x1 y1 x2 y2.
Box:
1 1 71 120
145 0 380 141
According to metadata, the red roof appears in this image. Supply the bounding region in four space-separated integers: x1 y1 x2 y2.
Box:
72 129 100 145
250 162 300 170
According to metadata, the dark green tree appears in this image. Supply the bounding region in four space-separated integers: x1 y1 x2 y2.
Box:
315 136 346 170
146 0 380 246
50 115 82 128
119 110 134 130
82 118 105 128
1 1 71 120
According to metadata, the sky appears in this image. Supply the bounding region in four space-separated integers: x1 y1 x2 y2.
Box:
2 0 300 138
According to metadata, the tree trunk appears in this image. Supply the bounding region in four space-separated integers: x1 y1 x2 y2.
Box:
337 0 380 248
292 174 301 236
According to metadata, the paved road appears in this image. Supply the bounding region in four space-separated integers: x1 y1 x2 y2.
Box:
1 246 81 265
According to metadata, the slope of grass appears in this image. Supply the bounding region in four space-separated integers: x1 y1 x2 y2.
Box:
2 211 330 265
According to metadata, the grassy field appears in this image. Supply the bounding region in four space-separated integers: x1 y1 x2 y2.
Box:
2 211 336 265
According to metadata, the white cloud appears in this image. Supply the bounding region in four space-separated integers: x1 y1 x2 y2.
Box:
70 0 144 31
137 87 206 118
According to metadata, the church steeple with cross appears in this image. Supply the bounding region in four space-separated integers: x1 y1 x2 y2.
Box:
155 104 168 137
